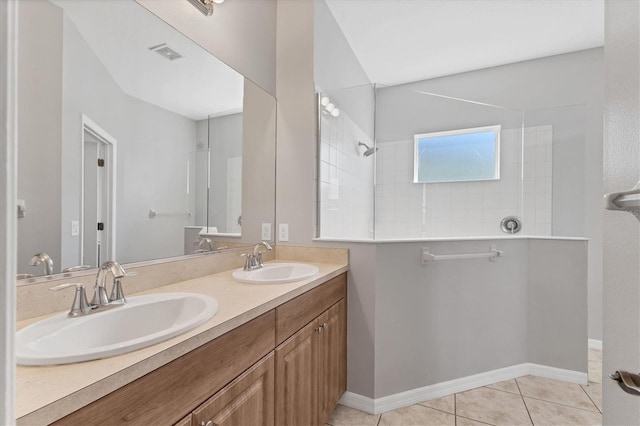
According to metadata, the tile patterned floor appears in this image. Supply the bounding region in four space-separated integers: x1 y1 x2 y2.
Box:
327 349 603 426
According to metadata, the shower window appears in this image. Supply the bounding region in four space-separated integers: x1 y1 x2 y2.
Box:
413 125 501 183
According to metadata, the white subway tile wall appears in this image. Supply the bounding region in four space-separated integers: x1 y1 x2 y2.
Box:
374 126 552 238
318 109 374 239
522 126 553 235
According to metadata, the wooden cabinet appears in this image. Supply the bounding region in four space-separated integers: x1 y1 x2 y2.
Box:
319 299 347 423
54 311 275 426
275 320 320 426
53 273 347 426
275 298 347 426
192 353 274 426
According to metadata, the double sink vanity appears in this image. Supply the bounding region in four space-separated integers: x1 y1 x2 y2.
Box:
16 246 348 425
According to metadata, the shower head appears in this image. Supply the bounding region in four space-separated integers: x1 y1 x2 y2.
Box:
358 142 378 157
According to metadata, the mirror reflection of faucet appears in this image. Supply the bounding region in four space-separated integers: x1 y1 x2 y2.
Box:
30 252 54 275
62 265 92 273
193 237 214 253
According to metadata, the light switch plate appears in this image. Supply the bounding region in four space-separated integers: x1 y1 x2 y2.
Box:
71 220 80 236
261 223 272 241
279 223 289 242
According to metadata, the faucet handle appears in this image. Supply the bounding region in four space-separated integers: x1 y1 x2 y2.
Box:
50 283 92 317
241 252 254 271
109 279 126 304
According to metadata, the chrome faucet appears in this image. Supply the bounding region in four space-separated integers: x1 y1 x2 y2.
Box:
193 237 214 253
50 261 134 317
243 241 273 271
30 252 54 275
91 261 127 308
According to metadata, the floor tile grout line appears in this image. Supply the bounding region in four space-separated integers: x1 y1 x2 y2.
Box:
454 393 457 426
580 385 602 415
416 402 456 417
456 414 496 426
515 378 535 426
483 384 521 396
580 380 602 414
454 392 457 416
376 410 382 426
522 394 601 414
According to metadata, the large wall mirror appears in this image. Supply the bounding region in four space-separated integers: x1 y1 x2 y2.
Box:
17 0 276 280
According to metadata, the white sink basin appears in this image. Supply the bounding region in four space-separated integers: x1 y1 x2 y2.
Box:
16 292 218 366
232 262 319 284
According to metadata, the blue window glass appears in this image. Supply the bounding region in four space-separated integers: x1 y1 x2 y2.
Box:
413 125 500 183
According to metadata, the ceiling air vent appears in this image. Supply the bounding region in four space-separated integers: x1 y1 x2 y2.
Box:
148 43 183 61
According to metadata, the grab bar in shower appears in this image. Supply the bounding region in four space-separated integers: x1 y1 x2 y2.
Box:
421 245 503 265
148 209 191 219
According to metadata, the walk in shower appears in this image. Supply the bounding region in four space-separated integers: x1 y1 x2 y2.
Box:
316 83 587 241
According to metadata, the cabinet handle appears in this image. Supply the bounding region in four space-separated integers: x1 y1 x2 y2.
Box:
315 327 321 333
201 421 215 426
320 322 327 330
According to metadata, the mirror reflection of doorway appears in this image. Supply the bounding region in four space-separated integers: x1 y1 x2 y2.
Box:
81 116 116 267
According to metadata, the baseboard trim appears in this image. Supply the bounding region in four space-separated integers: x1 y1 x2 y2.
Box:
588 339 602 350
339 363 588 415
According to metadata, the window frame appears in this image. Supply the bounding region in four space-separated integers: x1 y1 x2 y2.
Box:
413 124 501 184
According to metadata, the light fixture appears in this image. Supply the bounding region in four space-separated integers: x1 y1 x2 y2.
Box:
319 95 340 118
187 0 215 16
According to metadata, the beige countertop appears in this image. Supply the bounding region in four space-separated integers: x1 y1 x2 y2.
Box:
16 260 348 425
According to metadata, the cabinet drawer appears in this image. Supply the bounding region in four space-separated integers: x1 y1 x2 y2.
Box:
276 273 346 345
192 353 274 426
53 310 276 426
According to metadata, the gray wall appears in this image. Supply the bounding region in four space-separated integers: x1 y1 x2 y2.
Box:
136 0 276 97
376 49 604 340
60 13 197 267
314 0 374 140
240 79 277 243
374 239 586 398
527 239 587 371
602 1 640 424
17 1 62 276
375 240 527 397
277 0 317 246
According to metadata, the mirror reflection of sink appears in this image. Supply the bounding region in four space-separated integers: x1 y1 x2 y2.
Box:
232 263 319 284
16 293 218 366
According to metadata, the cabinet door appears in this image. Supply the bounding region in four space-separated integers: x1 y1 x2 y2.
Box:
318 300 347 425
275 320 319 426
174 415 192 426
192 353 275 426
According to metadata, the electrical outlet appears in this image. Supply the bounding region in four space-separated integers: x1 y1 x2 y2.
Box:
71 220 79 236
279 223 289 242
261 223 272 241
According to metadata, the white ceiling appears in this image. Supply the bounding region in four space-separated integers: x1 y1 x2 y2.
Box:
325 0 604 86
52 0 243 121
